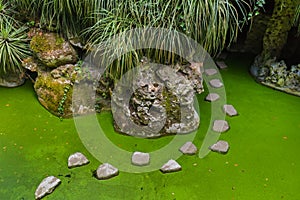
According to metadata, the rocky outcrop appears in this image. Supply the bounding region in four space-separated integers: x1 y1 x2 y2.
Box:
30 32 77 68
0 69 25 87
112 63 202 138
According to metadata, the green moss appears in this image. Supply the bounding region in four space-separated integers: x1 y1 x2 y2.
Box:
30 33 64 54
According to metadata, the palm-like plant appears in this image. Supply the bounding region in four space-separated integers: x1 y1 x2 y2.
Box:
0 22 31 74
294 4 300 34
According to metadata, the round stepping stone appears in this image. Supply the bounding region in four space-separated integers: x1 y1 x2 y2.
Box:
95 163 119 180
223 104 238 117
209 140 229 154
179 142 197 155
68 152 90 168
131 152 150 166
205 93 220 102
205 68 218 76
209 79 223 88
212 120 229 132
216 61 228 69
160 159 182 173
35 176 61 200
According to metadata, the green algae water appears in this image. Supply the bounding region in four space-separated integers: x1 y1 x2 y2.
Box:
1 53 300 199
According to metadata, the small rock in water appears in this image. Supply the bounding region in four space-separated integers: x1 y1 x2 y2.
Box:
209 79 223 88
205 93 220 102
160 160 182 173
68 152 90 168
213 120 229 133
95 163 119 180
205 68 218 76
179 142 197 155
35 176 61 199
132 152 150 166
223 104 238 117
216 61 228 69
209 140 230 154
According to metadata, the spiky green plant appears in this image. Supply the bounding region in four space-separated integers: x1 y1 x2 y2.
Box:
83 0 251 79
0 22 31 74
0 0 18 25
294 4 300 34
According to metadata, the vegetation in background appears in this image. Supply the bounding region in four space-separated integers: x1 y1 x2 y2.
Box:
294 4 300 35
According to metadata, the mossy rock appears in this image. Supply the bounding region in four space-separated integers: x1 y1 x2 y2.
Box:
30 32 78 68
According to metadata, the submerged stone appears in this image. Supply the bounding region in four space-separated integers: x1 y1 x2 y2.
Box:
68 152 90 168
223 104 238 117
205 68 218 76
160 159 182 173
95 163 119 180
179 142 197 155
209 140 230 154
212 120 229 133
35 176 61 199
216 61 228 69
131 152 150 166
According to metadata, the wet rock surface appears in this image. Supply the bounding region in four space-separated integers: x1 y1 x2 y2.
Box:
112 63 202 138
160 159 182 173
68 152 90 168
205 68 218 76
213 120 229 133
209 140 230 154
209 79 223 88
35 176 61 199
205 93 220 102
179 142 197 155
131 152 150 166
95 163 119 180
0 70 25 88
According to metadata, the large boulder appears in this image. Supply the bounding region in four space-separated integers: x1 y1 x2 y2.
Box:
30 32 77 68
0 69 25 87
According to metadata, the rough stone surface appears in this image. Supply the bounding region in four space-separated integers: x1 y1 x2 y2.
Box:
205 68 218 76
209 79 223 88
35 176 61 199
209 140 230 154
0 70 25 87
22 56 38 72
160 159 182 173
131 152 150 166
112 63 201 138
223 104 238 117
179 142 197 155
212 120 229 133
68 152 90 168
30 32 77 68
205 93 220 102
216 61 228 69
95 163 119 180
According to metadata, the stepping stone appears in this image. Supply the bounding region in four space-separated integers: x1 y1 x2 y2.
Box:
35 176 61 200
217 52 228 60
205 93 220 102
209 140 230 154
223 104 238 117
179 142 197 155
95 163 119 180
131 152 150 166
160 160 182 173
68 152 90 168
209 79 223 88
216 61 228 69
205 68 218 76
212 120 229 133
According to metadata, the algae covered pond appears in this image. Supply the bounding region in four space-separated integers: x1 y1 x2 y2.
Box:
1 54 300 199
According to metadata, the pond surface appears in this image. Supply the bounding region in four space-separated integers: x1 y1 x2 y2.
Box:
1 54 300 199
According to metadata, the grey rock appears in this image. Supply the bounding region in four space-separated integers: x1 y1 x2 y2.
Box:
0 70 25 88
216 61 228 69
205 93 220 102
205 69 218 76
68 152 90 168
95 163 119 180
35 176 61 199
160 159 182 173
209 140 230 154
223 104 238 117
179 142 197 155
131 152 150 166
212 120 229 133
209 79 223 88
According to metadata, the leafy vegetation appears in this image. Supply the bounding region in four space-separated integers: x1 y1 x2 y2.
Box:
294 4 300 35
